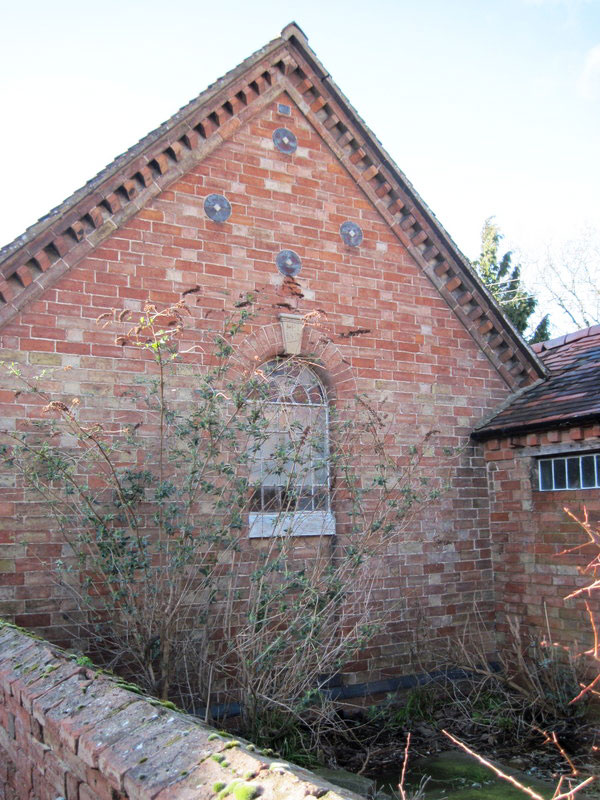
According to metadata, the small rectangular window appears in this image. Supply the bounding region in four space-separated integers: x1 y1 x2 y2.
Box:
538 453 600 491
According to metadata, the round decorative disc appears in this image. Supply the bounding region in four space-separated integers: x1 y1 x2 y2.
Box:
340 221 363 247
273 127 298 154
276 249 302 277
204 194 232 222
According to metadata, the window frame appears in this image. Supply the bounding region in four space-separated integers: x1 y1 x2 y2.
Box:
248 359 335 538
537 451 600 492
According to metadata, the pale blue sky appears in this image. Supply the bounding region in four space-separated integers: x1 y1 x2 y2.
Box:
1 0 598 321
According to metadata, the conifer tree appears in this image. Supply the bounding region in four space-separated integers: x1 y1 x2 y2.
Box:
473 217 550 344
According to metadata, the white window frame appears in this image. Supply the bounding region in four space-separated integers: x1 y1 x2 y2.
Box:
248 360 335 538
538 452 600 491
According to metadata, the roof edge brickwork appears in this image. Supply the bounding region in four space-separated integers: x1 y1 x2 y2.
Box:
0 22 545 389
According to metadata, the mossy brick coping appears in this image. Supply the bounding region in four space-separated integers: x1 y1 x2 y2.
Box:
0 619 364 800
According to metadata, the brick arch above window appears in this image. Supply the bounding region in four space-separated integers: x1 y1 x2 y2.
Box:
233 320 357 401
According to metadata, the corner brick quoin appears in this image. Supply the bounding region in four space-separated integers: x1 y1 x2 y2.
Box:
0 622 364 800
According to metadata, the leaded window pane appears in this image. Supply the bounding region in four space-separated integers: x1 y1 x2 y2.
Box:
539 460 553 490
250 360 330 514
553 459 566 489
582 456 596 488
567 457 581 489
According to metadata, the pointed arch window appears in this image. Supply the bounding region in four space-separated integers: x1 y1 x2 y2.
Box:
248 360 335 538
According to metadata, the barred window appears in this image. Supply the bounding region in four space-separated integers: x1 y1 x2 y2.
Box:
538 453 600 491
248 360 334 537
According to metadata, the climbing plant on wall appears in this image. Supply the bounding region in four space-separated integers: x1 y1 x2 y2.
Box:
0 295 449 751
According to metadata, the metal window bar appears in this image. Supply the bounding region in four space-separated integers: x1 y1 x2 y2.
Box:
538 453 600 491
250 361 331 514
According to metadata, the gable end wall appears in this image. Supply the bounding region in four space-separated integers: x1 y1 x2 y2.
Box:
0 87 515 686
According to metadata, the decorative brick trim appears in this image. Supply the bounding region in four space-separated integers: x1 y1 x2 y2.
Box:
279 38 544 389
0 48 289 328
483 422 600 452
0 24 545 390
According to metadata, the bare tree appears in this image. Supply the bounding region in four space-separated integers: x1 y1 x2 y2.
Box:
536 226 600 331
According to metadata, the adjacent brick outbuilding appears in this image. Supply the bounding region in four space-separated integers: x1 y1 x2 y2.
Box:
475 325 600 648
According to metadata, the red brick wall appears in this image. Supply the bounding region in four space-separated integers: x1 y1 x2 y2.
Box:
0 92 512 685
484 425 600 649
0 623 358 800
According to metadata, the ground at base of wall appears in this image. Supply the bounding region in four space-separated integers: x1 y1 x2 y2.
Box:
379 751 560 800
266 683 600 794
371 723 599 795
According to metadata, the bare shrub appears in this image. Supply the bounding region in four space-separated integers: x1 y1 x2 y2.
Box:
437 506 600 797
1 296 447 755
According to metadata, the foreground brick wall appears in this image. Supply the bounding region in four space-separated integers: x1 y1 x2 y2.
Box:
0 622 363 800
484 424 600 648
0 88 513 683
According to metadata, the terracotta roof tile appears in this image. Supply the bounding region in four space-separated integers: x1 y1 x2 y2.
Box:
474 325 600 439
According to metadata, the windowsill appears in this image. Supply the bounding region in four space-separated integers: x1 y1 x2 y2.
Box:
248 511 336 538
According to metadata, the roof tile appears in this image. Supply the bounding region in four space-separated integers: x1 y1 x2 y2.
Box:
475 325 600 438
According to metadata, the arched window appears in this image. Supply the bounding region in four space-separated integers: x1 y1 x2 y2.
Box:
248 359 335 538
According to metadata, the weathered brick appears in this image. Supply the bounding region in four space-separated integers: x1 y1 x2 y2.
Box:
78 700 164 768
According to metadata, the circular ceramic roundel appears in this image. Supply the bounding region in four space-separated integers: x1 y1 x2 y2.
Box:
340 220 363 247
273 127 298 154
276 249 302 277
204 194 232 222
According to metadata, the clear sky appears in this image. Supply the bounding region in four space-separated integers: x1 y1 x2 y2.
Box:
1 0 598 321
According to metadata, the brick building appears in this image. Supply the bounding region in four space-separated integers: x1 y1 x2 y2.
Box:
0 23 595 695
474 325 600 650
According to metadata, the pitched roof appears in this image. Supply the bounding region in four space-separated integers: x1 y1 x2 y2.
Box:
473 325 600 439
0 22 545 389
